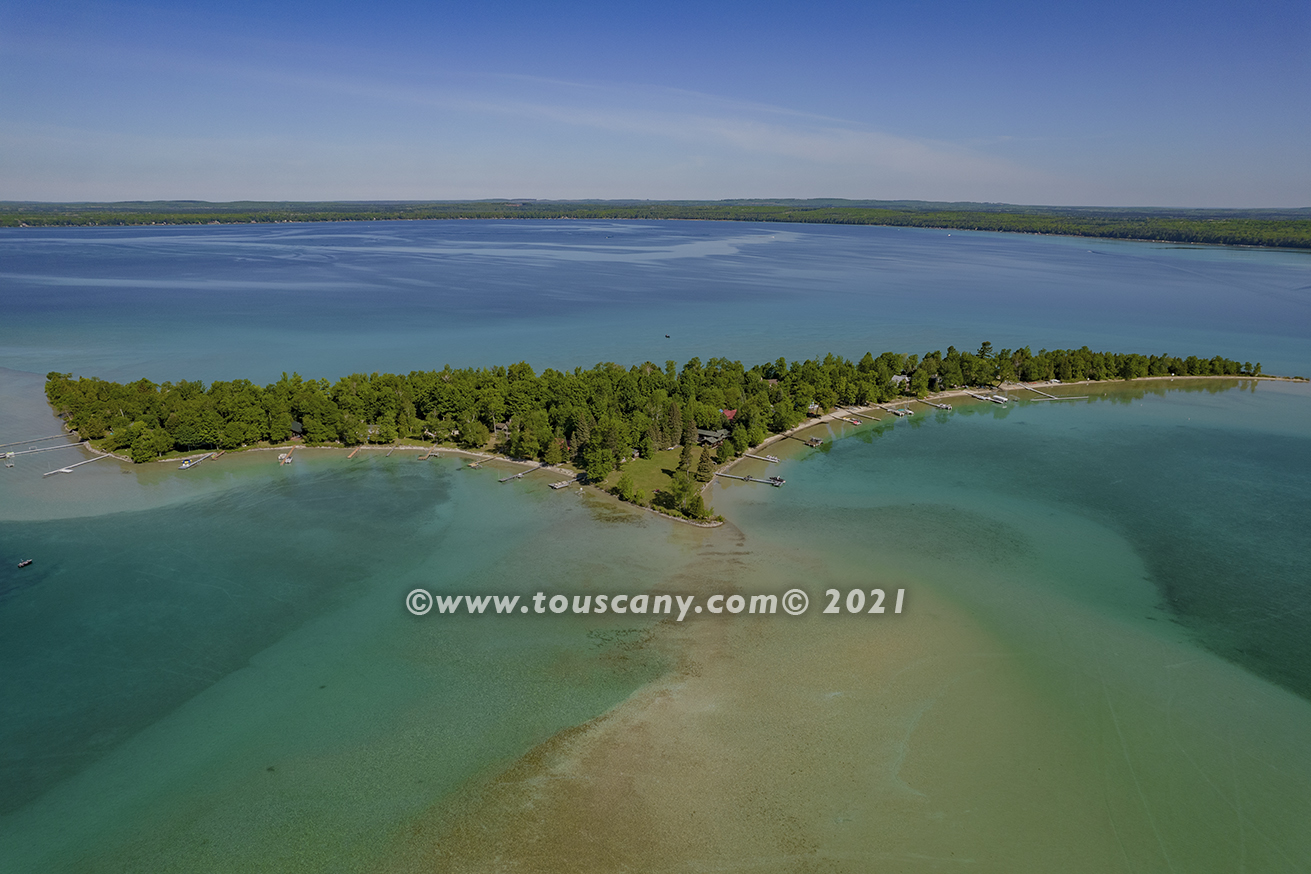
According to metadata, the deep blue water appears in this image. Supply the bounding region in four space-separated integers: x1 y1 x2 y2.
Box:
2 220 1308 382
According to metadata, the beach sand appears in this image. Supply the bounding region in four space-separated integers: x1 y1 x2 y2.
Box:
378 497 1311 873
380 587 1128 872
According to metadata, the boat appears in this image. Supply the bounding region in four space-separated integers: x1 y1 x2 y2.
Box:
549 480 571 489
18 559 33 568
846 417 862 426
764 454 780 463
180 452 213 470
767 475 786 486
805 437 823 447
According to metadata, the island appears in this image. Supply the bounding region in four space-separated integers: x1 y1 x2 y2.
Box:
44 343 1276 522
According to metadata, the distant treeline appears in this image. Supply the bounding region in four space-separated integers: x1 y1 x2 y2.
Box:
5 200 1310 249
46 344 1260 519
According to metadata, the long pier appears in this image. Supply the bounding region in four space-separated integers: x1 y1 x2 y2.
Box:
916 399 953 410
1018 384 1059 399
714 472 783 487
499 464 547 483
6 441 86 457
0 434 67 449
744 453 780 464
43 454 110 477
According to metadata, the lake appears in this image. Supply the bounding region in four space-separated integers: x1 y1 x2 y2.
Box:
1 220 1309 872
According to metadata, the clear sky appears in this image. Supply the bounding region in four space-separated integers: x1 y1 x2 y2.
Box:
1 1 1307 206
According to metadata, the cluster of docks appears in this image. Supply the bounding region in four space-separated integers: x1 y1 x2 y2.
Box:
8 385 1078 488
2 435 110 476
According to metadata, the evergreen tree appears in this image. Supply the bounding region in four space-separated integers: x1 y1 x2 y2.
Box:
696 446 716 482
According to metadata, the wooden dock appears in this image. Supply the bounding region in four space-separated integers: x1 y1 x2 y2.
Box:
43 454 110 477
744 453 780 464
499 464 546 483
0 434 67 449
178 452 214 470
967 392 1009 405
347 446 362 459
916 399 953 410
714 472 784 487
1019 384 1059 399
8 441 86 457
279 446 297 465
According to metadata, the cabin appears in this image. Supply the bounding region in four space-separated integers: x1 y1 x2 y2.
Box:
696 428 730 446
892 374 910 386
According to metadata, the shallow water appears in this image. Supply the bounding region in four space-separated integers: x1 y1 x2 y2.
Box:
1 221 1309 871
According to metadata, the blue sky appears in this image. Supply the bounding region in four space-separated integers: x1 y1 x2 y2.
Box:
1 1 1307 206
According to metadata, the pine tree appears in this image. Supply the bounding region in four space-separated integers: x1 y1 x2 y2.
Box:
696 446 715 482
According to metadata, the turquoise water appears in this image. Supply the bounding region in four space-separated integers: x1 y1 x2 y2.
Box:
2 221 1310 871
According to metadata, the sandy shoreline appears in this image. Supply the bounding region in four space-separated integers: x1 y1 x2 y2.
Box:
708 373 1288 487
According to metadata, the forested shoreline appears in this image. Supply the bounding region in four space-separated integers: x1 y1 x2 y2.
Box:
45 345 1262 519
5 200 1310 249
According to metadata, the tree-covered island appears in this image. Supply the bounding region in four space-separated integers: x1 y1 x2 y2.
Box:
45 345 1265 521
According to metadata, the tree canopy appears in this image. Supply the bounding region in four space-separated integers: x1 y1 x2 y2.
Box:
45 345 1260 475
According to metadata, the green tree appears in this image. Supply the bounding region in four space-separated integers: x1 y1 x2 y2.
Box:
457 418 490 449
543 436 565 465
614 473 637 503
679 441 696 472
696 446 716 482
585 446 614 483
